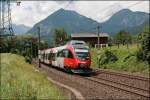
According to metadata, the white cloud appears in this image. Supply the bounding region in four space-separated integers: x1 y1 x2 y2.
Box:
11 1 149 27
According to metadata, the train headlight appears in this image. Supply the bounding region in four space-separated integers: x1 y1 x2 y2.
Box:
79 63 87 68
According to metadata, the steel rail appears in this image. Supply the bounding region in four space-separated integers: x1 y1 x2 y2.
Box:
93 76 149 93
96 69 149 81
84 77 149 98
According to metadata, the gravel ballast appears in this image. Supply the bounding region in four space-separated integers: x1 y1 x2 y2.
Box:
33 61 149 99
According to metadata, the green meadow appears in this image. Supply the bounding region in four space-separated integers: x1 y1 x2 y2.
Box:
0 53 65 99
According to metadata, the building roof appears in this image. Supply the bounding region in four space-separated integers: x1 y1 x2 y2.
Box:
71 33 109 38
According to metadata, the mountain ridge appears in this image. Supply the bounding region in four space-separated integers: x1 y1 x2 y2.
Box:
27 8 149 44
13 24 30 35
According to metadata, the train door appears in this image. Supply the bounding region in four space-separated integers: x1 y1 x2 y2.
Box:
56 50 64 68
45 53 49 64
48 53 52 65
51 53 57 66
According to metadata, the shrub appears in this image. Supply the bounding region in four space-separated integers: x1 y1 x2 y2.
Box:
136 48 146 61
21 51 26 57
10 49 20 54
105 50 118 62
99 49 118 65
25 56 32 64
123 53 135 62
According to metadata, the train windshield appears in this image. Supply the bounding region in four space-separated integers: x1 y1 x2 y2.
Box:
75 51 90 60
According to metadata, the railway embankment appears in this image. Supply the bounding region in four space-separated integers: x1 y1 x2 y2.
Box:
1 53 149 99
33 60 150 99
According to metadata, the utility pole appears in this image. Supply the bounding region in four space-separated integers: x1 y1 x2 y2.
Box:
97 25 101 68
97 25 100 48
38 26 41 68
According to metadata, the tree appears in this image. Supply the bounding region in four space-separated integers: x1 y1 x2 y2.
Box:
115 30 132 47
141 26 150 62
53 28 71 46
136 25 150 65
40 40 48 50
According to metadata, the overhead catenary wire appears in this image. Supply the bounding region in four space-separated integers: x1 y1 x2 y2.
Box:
82 1 146 34
76 1 145 33
100 1 144 21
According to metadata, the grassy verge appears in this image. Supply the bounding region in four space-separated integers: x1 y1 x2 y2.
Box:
91 44 149 75
0 53 65 99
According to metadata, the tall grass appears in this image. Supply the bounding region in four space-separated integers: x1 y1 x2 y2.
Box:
90 44 149 75
0 53 65 99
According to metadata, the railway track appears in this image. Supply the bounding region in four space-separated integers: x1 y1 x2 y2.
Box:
96 69 149 81
93 76 149 92
76 69 150 98
84 77 149 98
93 69 150 91
33 61 149 99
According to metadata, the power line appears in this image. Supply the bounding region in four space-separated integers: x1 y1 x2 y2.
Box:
74 1 144 33
100 1 144 21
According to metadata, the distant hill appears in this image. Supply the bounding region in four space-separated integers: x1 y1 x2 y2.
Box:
27 8 99 35
125 18 149 35
27 8 149 44
101 9 149 35
13 24 30 35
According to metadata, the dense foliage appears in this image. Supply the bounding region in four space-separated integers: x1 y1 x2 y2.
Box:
0 35 48 63
115 30 132 46
53 28 71 46
98 49 118 67
91 45 149 75
137 26 150 64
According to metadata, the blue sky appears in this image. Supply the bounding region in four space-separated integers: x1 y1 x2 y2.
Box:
11 1 149 27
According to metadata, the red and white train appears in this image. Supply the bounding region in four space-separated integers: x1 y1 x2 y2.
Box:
39 40 92 74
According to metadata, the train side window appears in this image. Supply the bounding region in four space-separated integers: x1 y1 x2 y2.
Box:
57 50 64 57
51 53 55 61
48 53 51 60
46 54 48 60
54 53 57 61
43 53 45 60
51 53 54 60
63 49 68 58
68 50 73 58
57 51 60 57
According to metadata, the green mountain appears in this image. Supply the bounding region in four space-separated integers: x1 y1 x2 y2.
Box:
27 8 99 38
27 8 149 44
101 9 149 35
13 24 30 35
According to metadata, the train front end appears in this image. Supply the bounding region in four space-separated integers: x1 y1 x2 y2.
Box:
69 41 93 74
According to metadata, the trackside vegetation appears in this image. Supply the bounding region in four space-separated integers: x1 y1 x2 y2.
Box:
0 53 65 99
91 25 149 76
91 44 149 75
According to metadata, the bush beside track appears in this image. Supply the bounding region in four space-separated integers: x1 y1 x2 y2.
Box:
0 53 65 99
91 44 149 75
